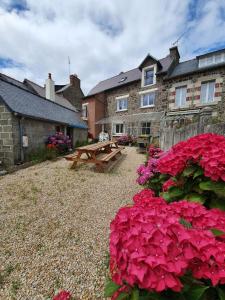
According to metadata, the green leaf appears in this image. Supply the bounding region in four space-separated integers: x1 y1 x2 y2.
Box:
180 218 192 229
217 287 225 300
185 286 209 300
116 292 130 300
199 181 225 198
182 166 196 177
131 288 139 300
161 192 171 202
168 186 184 198
211 228 225 236
104 280 121 297
209 198 225 210
193 168 204 179
185 193 206 204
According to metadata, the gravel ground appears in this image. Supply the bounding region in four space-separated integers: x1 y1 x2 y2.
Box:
0 147 144 300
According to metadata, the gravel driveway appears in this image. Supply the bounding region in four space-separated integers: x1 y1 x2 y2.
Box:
0 147 144 300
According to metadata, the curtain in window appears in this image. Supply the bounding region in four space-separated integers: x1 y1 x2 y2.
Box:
175 86 187 107
201 81 215 103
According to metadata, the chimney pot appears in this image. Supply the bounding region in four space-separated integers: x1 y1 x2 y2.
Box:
48 73 52 79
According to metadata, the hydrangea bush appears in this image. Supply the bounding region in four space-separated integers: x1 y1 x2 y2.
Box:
137 134 225 210
106 134 225 300
117 135 137 146
46 132 72 154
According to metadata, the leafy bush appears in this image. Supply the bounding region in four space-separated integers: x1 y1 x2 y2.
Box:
46 132 72 154
28 147 58 163
116 135 137 146
106 134 225 300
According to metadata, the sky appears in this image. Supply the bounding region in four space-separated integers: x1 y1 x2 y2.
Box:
0 0 225 94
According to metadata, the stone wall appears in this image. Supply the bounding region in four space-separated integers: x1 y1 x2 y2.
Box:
72 128 87 145
160 67 225 118
0 102 14 166
62 86 84 111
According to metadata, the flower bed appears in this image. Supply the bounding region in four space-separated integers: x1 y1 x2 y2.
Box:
116 135 136 146
106 134 225 300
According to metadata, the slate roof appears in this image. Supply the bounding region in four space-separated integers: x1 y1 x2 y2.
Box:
87 55 173 97
24 79 77 111
168 59 198 78
0 77 87 129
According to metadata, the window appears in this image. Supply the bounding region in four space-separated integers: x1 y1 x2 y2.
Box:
82 104 88 118
144 68 154 86
113 123 124 135
175 86 187 107
117 98 128 111
198 52 225 68
141 92 155 107
141 122 151 135
201 81 215 104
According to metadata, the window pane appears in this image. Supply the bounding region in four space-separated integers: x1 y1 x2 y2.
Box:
175 86 186 107
215 54 222 63
143 94 149 106
201 83 207 103
206 56 213 65
144 69 154 85
117 98 128 110
208 81 215 102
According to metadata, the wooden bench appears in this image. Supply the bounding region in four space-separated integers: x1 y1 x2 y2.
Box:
100 147 124 163
64 153 78 161
64 141 124 172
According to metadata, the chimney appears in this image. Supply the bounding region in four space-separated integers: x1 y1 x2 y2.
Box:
70 74 80 88
169 46 180 64
45 73 55 101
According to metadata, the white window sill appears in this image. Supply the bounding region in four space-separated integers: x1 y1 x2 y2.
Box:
82 116 88 120
116 109 128 112
141 83 155 88
140 105 155 108
113 133 124 136
197 101 217 106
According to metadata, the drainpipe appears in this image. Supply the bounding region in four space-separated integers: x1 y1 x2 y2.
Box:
18 116 24 163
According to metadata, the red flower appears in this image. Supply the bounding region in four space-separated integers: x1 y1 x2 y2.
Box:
157 133 225 181
162 178 177 191
52 290 72 300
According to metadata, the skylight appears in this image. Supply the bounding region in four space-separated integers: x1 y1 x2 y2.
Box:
118 76 127 83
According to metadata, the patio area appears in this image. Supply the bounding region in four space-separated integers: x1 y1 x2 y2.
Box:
0 147 144 300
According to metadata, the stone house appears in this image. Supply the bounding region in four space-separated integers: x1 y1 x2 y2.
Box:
0 73 87 166
82 47 176 140
83 46 225 145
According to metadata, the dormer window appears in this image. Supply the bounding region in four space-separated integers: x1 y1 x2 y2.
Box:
141 65 157 87
198 51 225 68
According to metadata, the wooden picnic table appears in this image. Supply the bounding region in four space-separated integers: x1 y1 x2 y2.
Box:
65 141 124 172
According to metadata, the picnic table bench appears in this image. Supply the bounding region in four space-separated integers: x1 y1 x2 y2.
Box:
64 141 124 172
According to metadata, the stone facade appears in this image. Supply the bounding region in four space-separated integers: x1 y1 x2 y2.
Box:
0 102 14 165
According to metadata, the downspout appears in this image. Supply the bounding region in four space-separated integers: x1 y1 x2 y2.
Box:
18 116 24 163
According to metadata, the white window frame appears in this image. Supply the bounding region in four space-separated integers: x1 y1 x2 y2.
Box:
141 122 151 135
141 64 157 87
82 103 88 119
112 123 124 136
198 52 225 68
175 86 187 108
140 89 156 108
200 81 215 104
116 94 128 112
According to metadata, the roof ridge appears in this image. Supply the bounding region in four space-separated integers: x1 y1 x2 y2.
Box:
0 76 78 113
24 78 44 88
0 72 25 85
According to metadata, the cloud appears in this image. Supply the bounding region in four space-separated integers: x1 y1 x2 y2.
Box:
0 0 225 94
